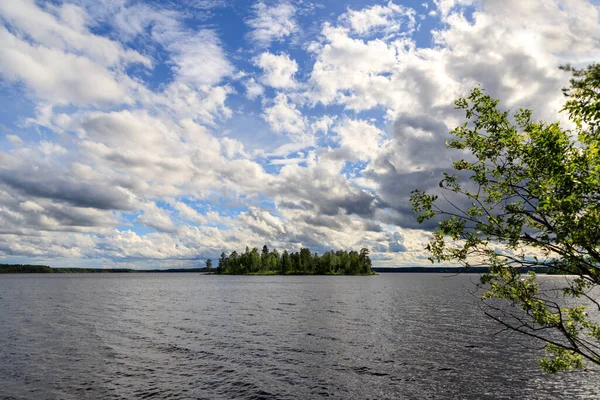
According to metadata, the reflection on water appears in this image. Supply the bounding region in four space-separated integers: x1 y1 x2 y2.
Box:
0 274 597 399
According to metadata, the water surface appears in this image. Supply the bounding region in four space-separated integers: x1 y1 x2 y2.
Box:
0 273 597 399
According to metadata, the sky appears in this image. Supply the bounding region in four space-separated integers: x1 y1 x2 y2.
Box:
0 0 599 269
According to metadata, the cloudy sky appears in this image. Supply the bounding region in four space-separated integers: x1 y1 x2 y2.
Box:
0 0 598 269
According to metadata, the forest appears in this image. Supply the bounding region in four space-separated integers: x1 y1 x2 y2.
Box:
0 264 134 273
212 246 374 275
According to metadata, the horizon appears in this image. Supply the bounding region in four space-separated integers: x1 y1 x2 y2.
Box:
0 0 598 269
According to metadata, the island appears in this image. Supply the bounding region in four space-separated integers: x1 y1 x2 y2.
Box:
213 246 374 275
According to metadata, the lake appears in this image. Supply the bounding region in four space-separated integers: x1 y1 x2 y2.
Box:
0 273 597 399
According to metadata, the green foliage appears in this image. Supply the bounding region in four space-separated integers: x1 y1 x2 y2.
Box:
539 344 584 374
0 264 53 273
411 64 600 373
0 264 137 273
216 245 375 276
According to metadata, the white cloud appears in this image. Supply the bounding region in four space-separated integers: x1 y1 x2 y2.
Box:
433 0 475 18
136 202 176 233
239 207 286 237
0 26 130 106
255 52 298 89
6 135 23 146
102 230 188 260
39 141 68 157
0 0 150 67
246 1 298 47
68 108 272 203
262 93 307 137
0 0 152 108
62 1 236 122
311 115 336 134
244 78 265 100
172 201 207 225
340 1 417 36
159 29 234 87
307 23 400 111
260 93 316 157
307 0 598 121
221 137 247 159
268 157 306 165
333 119 386 161
86 2 233 87
19 200 45 213
153 83 234 124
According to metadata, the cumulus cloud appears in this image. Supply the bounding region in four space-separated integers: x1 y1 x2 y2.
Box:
157 29 234 87
246 1 298 47
136 202 177 233
63 0 236 123
340 1 417 36
38 141 68 157
332 118 386 161
0 0 150 67
0 1 149 107
307 22 401 111
433 0 475 18
270 150 383 220
255 52 298 89
244 77 265 100
0 26 130 106
0 159 134 211
311 115 336 134
262 93 307 137
172 201 207 225
239 207 286 237
388 231 408 252
0 185 119 235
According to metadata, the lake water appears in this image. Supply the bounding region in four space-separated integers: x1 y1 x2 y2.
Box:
0 273 597 399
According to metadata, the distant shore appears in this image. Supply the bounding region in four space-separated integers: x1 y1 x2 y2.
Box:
0 264 375 274
372 266 550 273
1 264 552 274
0 264 208 274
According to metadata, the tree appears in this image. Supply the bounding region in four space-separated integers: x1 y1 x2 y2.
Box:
315 251 327 274
227 251 239 274
290 251 300 272
217 252 227 274
359 248 372 275
348 250 360 274
261 245 269 270
205 259 212 272
281 250 291 274
269 249 280 272
411 64 600 373
299 248 312 273
250 247 261 273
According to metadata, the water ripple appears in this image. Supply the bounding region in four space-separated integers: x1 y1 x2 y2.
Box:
0 273 597 399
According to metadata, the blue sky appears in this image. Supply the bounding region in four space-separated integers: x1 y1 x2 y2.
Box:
0 0 598 268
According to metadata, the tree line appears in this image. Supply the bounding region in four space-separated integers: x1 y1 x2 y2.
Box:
0 264 134 273
207 246 374 275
